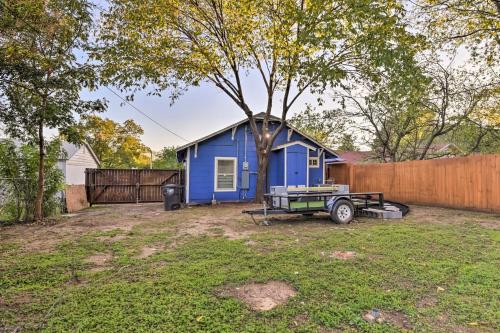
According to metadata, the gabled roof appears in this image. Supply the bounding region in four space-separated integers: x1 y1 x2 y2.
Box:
272 141 317 151
176 112 338 156
59 141 100 166
0 137 100 166
337 151 374 164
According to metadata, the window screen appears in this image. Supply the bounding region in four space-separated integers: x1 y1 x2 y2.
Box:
216 158 236 190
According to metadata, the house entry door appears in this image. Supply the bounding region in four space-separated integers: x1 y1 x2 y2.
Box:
286 151 307 186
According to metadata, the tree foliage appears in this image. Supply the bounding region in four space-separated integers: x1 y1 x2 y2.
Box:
289 106 348 147
0 139 64 223
95 0 422 199
415 0 500 64
337 134 359 152
0 0 105 220
152 146 182 169
330 55 499 162
75 115 151 168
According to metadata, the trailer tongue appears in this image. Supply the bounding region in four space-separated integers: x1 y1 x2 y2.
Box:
243 185 409 225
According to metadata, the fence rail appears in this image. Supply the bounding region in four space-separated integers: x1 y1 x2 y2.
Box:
85 168 184 205
328 154 500 213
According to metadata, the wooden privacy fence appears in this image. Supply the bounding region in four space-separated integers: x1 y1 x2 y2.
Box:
328 154 500 213
85 169 184 205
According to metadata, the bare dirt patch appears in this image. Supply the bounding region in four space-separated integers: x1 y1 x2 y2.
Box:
136 245 164 259
328 251 356 260
96 234 127 243
417 294 438 308
291 313 309 327
429 313 485 333
384 311 412 329
170 205 260 240
407 206 499 230
85 252 113 267
2 203 497 265
363 309 411 329
474 219 500 230
221 281 297 311
0 292 34 309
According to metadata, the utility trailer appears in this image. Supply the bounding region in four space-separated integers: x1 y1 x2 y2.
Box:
243 185 408 225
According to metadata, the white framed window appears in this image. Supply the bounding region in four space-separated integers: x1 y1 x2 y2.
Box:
214 157 237 191
309 157 319 168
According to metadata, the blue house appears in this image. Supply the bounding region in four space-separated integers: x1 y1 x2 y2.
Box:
176 113 342 204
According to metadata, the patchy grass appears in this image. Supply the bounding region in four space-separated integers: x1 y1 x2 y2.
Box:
0 204 498 332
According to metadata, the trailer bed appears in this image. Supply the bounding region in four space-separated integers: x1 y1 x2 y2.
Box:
243 191 408 225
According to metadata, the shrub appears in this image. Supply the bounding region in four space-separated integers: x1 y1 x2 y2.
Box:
0 139 64 223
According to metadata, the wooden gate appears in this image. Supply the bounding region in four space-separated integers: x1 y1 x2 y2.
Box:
85 169 184 205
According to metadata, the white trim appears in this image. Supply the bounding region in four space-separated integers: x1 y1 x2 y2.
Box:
186 147 190 203
272 140 316 152
308 156 320 168
83 142 101 166
176 118 249 151
306 149 310 186
284 147 287 186
231 126 237 140
194 143 198 158
214 157 237 192
322 152 326 184
285 122 337 156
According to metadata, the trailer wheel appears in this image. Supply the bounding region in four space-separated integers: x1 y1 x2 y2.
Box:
330 199 354 224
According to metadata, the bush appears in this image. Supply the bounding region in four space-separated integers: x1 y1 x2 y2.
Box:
0 139 64 223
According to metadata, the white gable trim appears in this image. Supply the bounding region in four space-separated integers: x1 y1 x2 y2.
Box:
322 151 326 183
306 149 310 186
185 147 190 203
272 141 316 152
83 142 100 166
284 147 287 186
231 126 237 140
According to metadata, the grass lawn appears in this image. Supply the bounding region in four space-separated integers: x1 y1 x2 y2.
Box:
0 204 498 332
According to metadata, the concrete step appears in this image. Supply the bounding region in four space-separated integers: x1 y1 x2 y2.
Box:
362 208 403 219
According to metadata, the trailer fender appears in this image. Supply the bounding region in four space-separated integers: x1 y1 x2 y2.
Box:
327 196 351 213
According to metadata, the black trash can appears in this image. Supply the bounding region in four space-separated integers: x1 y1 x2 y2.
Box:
162 184 183 211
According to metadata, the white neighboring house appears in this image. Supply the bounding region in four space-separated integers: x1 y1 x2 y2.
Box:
58 141 100 185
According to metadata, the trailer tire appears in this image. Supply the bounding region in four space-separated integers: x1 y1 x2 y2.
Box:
330 199 354 224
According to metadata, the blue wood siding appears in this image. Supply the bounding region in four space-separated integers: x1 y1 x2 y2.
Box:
285 144 308 186
181 120 336 203
188 126 257 203
268 149 284 188
308 149 324 186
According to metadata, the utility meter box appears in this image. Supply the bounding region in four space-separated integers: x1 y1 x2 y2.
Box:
242 161 249 170
241 170 250 189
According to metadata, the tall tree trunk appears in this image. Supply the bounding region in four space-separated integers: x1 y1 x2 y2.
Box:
255 151 269 203
34 122 45 221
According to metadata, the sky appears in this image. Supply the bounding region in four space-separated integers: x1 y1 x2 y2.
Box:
79 72 321 152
